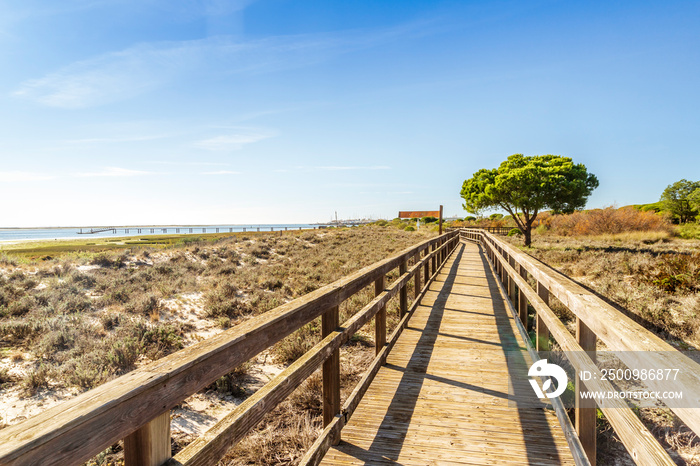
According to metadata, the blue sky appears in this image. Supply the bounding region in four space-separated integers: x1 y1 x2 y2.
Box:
1 0 698 227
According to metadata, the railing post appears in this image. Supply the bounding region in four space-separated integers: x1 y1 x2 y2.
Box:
500 250 507 285
518 265 528 328
423 249 429 286
124 411 171 466
414 252 421 299
399 260 408 317
431 243 436 276
536 282 550 351
507 255 516 304
375 276 386 356
576 318 597 465
322 305 340 438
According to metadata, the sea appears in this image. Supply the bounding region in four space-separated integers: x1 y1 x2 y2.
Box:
0 224 331 242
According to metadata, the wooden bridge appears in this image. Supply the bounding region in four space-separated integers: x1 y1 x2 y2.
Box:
1 230 699 465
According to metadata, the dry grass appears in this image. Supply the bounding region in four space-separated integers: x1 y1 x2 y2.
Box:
0 225 429 464
538 207 672 236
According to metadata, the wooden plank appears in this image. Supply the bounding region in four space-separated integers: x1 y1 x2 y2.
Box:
374 276 386 356
518 264 528 329
398 210 440 218
302 249 437 466
414 252 421 300
576 318 597 466
536 282 550 352
508 254 516 304
124 411 171 466
423 249 429 292
399 260 408 317
321 242 575 466
322 306 341 430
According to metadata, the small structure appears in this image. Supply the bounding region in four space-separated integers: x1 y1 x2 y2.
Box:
398 205 443 234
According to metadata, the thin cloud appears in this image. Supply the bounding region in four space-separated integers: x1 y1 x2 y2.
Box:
12 22 430 109
201 170 241 175
73 167 152 177
65 134 171 144
274 166 391 173
0 171 55 182
314 166 390 171
145 161 230 166
194 131 272 151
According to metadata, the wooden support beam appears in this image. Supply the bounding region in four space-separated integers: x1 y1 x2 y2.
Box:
423 250 429 288
507 255 516 304
414 252 421 300
322 306 340 436
536 282 550 352
518 265 528 329
374 276 386 356
399 260 408 317
124 411 171 466
576 318 597 465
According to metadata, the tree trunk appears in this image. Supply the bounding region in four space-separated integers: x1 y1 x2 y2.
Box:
524 227 532 247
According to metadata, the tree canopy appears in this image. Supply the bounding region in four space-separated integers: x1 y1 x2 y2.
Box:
460 154 598 246
660 179 700 223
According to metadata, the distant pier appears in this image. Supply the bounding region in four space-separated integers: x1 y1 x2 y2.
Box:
75 225 346 235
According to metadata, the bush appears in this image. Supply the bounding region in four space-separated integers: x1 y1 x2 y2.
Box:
507 228 522 236
404 226 415 232
677 223 700 239
107 337 141 371
23 363 51 393
543 207 671 236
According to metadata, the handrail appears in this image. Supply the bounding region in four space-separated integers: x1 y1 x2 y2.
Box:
447 226 512 235
0 231 460 466
460 228 700 465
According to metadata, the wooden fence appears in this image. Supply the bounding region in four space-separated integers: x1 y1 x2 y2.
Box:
447 226 513 235
460 228 700 466
0 231 460 466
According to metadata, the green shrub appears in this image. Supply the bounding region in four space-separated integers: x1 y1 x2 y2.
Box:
677 223 700 239
404 226 415 232
107 337 141 371
507 228 522 236
7 295 36 316
23 363 51 393
126 294 160 316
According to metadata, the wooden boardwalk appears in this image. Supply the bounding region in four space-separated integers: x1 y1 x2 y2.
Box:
321 241 575 465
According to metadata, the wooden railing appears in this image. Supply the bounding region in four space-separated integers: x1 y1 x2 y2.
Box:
0 231 460 466
460 228 700 466
448 226 513 235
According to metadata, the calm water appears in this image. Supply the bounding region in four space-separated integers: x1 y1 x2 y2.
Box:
0 224 331 242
